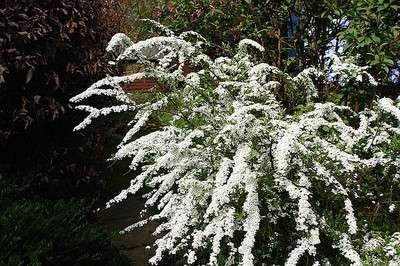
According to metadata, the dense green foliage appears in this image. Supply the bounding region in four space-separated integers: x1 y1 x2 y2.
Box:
0 175 130 265
340 0 400 79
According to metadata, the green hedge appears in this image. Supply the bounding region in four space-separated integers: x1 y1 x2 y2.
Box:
0 178 130 265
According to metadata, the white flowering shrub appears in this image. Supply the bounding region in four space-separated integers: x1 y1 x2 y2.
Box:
71 22 400 265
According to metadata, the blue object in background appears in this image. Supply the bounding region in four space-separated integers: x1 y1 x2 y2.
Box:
288 13 298 58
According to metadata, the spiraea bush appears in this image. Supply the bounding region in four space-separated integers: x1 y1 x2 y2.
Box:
72 22 400 265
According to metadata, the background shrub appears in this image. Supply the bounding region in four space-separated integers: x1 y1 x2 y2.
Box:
0 0 125 198
0 0 132 264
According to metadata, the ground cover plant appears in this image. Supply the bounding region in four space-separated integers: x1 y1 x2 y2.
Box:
72 22 400 265
0 172 131 265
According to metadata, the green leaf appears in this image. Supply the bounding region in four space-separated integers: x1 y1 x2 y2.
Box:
383 57 394 66
371 35 381 43
392 5 400 10
213 8 224 15
383 65 389 73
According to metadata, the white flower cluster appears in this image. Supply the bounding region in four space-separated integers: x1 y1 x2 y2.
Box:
326 54 378 86
72 23 400 265
362 232 400 265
